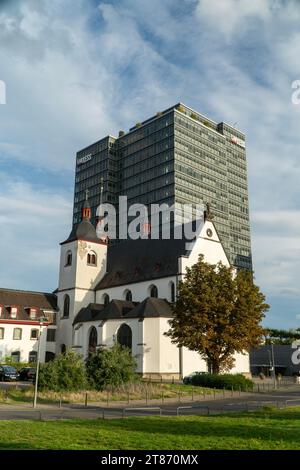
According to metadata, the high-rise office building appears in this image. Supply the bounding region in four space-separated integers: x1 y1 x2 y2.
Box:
72 103 252 270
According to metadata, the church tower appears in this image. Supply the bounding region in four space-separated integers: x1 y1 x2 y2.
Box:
56 194 108 353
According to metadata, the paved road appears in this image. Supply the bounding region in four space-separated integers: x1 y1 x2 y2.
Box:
0 385 299 421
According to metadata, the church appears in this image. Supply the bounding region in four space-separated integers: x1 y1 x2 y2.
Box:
0 198 250 378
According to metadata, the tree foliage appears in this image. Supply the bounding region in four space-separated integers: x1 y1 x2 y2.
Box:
86 344 137 391
38 350 87 391
166 255 269 374
264 328 300 345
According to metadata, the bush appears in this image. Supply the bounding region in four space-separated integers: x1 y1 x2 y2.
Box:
38 350 87 392
188 373 253 391
86 344 137 391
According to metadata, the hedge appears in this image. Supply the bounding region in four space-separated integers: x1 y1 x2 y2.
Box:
188 373 253 391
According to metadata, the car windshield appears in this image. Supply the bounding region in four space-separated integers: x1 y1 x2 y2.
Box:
3 366 16 373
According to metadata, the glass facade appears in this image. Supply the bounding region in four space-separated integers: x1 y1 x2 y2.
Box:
72 103 252 270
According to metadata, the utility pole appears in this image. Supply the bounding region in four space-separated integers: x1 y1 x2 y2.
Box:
33 318 46 408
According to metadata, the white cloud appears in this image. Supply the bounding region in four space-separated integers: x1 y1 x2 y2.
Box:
0 173 71 291
0 0 300 326
195 0 272 40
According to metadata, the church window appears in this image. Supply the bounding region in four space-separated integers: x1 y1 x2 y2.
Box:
149 285 158 298
65 251 72 266
0 328 4 340
87 251 97 266
124 290 132 302
88 327 98 355
170 282 175 303
63 295 70 318
61 344 66 354
102 294 110 306
117 324 132 349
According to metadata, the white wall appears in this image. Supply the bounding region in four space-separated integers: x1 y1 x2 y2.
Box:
0 323 50 363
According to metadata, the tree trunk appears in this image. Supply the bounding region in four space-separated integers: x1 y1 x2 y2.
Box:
211 360 220 375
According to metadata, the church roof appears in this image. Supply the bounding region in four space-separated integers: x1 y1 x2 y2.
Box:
61 219 103 245
73 297 172 324
96 237 188 289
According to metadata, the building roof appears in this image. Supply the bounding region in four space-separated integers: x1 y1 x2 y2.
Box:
73 297 172 324
96 237 188 289
0 288 57 322
61 219 103 245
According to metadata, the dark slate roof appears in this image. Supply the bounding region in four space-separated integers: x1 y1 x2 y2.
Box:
61 220 105 245
96 237 188 289
0 288 57 322
129 298 173 318
73 298 172 324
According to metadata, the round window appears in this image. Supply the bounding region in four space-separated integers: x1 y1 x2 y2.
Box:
206 228 213 238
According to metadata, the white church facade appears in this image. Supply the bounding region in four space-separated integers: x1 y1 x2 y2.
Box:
0 199 250 378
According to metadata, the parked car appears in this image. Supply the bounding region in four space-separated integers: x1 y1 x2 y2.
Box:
18 367 36 381
0 365 19 382
183 371 207 384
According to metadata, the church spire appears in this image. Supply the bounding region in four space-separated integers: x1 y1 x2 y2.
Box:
82 190 91 220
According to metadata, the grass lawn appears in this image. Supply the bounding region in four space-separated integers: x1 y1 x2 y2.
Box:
0 383 216 406
0 408 300 450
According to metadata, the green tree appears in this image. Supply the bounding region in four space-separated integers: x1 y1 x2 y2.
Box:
166 255 269 374
38 350 87 391
86 344 137 391
264 328 300 345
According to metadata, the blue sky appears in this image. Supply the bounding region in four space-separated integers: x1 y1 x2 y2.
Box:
0 0 300 328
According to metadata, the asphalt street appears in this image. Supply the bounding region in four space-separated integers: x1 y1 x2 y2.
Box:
0 385 299 421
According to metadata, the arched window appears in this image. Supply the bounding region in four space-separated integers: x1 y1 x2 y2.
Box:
149 285 158 298
170 281 175 303
65 250 72 266
102 294 110 306
88 327 98 355
63 295 70 318
124 290 132 302
28 351 37 363
87 251 97 266
117 324 132 349
61 344 66 354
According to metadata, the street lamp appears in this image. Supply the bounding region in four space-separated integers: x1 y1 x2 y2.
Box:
269 342 277 390
33 317 47 408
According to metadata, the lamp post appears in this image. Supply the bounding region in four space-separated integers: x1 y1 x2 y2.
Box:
33 317 47 408
269 342 277 390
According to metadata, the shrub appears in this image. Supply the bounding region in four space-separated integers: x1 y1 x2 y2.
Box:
86 344 138 391
38 350 87 392
190 113 199 121
188 373 253 391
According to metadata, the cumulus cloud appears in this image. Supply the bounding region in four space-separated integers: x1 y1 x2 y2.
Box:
0 0 300 326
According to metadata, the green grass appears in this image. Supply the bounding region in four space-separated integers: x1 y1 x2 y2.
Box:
0 408 300 450
0 383 216 406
